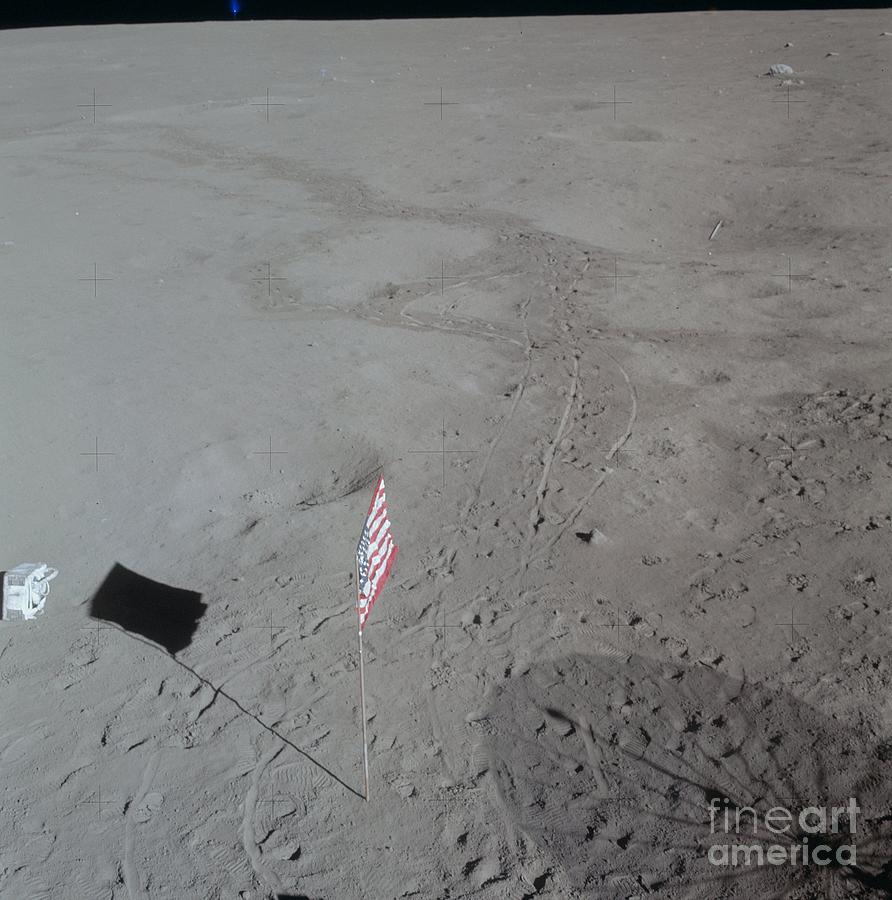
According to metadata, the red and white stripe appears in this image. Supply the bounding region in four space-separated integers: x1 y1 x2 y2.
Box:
356 475 398 630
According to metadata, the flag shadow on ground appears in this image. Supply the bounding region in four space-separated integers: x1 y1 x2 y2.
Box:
484 652 892 898
89 562 206 655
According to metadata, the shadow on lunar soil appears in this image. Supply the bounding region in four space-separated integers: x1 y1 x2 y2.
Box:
88 562 206 654
117 626 364 800
484 652 892 899
85 564 362 799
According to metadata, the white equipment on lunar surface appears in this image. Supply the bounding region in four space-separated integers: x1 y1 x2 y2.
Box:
2 564 58 621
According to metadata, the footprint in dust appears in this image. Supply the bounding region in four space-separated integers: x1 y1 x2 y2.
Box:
484 652 892 899
133 791 164 823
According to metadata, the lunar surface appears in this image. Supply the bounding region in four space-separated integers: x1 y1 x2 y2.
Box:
1 10 891 899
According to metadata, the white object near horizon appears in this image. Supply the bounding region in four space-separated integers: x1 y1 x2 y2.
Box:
2 564 58 621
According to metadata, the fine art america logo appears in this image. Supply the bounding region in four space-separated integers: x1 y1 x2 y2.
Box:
708 796 860 867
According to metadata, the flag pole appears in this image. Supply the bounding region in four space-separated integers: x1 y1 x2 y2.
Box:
356 556 370 802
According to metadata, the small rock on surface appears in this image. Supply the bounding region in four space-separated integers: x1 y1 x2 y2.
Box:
768 63 794 76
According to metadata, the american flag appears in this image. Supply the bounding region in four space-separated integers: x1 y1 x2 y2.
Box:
355 474 398 630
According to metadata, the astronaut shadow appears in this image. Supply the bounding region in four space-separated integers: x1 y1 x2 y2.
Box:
485 651 892 898
88 563 206 655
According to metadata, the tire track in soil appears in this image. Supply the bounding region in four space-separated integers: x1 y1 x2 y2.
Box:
169 138 642 884
532 346 638 565
241 743 286 896
518 351 581 599
427 247 638 885
371 240 639 883
460 293 535 519
122 751 161 899
350 216 640 833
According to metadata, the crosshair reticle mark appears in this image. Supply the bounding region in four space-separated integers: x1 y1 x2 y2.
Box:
257 793 290 817
252 436 288 472
773 601 827 646
77 785 116 819
77 88 111 124
251 89 286 122
424 88 459 121
424 604 463 653
81 618 114 658
254 262 287 296
79 263 112 297
594 608 638 649
407 416 479 489
592 257 637 294
593 85 633 120
768 85 806 119
426 260 462 295
770 257 812 293
250 610 289 647
80 437 116 472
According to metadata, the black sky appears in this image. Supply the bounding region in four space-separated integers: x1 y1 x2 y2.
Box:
4 1 888 30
